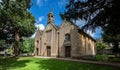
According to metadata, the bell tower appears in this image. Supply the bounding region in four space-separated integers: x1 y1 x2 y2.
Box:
47 9 54 24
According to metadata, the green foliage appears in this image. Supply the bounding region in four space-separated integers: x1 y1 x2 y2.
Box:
61 0 120 31
96 42 106 51
96 54 120 62
0 0 36 55
96 55 104 61
6 48 13 54
96 54 108 61
0 0 36 42
0 40 7 48
0 40 10 51
19 38 34 53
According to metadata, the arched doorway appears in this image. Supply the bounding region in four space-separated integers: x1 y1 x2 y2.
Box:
65 46 71 57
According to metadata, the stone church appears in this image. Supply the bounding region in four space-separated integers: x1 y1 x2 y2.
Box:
34 10 96 58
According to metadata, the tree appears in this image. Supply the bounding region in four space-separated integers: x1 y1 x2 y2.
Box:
103 24 120 53
0 40 10 51
96 42 106 54
0 0 36 56
61 0 120 53
19 38 34 53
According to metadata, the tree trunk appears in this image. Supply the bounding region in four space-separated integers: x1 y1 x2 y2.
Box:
13 29 20 56
13 42 19 56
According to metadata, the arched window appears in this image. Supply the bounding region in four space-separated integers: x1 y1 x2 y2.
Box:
36 40 39 47
36 40 39 44
65 33 70 41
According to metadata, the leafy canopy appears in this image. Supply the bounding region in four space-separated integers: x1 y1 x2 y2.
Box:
61 0 120 30
19 38 34 53
61 0 120 44
96 42 106 51
0 0 36 43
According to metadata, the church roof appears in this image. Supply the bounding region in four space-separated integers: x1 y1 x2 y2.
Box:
62 19 96 42
35 28 43 38
49 9 53 14
55 25 59 29
50 23 59 30
77 28 96 42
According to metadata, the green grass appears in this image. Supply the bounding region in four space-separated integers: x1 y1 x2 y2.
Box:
0 57 119 70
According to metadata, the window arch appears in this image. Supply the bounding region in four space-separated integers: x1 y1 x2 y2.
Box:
65 33 70 41
36 40 39 44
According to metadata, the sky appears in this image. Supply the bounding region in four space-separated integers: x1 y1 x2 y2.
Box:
29 0 102 39
29 0 67 26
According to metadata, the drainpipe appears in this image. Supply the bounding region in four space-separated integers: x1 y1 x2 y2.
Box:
57 31 59 57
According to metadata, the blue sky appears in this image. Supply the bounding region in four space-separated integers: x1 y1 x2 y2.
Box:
29 0 67 26
29 0 102 39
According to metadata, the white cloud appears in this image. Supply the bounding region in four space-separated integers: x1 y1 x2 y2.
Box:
35 23 45 30
36 16 45 30
0 0 2 2
75 20 86 27
38 16 44 22
37 0 48 7
31 16 45 38
86 30 95 37
31 23 45 38
37 0 40 4
37 0 42 7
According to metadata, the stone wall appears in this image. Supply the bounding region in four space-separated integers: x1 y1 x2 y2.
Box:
40 23 58 57
34 29 42 56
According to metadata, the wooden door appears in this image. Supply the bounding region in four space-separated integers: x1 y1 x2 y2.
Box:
65 46 71 57
47 46 51 57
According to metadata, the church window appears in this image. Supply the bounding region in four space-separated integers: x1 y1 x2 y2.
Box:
65 33 70 42
36 40 39 47
51 15 53 18
36 40 39 44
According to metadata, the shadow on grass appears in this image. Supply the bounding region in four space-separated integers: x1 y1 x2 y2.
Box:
36 58 120 70
0 57 30 70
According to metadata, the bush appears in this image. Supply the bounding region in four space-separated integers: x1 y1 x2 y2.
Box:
96 55 103 61
6 48 13 55
96 54 108 61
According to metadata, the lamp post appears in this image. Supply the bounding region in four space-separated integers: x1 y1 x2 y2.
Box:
37 40 39 56
57 31 59 57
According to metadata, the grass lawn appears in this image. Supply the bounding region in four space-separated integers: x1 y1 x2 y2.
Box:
0 57 119 70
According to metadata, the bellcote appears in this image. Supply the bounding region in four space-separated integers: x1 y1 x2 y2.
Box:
47 9 54 24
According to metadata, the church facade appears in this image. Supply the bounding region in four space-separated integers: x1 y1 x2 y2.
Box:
34 11 96 58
